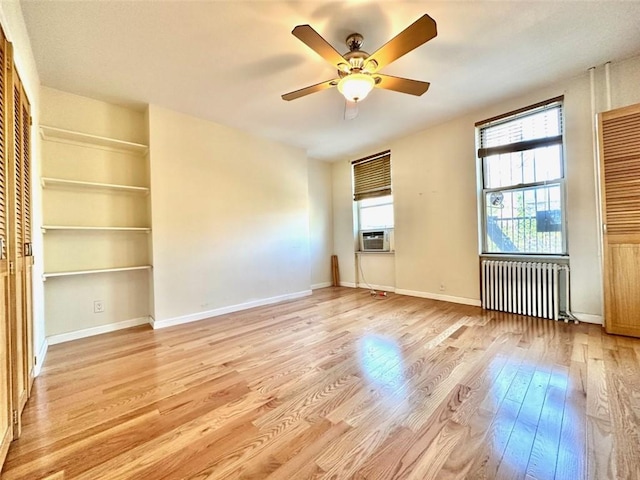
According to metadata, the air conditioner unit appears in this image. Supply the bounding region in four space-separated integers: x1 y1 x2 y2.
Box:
360 229 392 252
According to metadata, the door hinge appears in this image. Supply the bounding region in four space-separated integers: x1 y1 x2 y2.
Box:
9 261 14 275
12 409 17 425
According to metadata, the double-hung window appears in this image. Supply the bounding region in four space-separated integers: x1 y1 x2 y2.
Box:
353 150 394 231
477 97 566 255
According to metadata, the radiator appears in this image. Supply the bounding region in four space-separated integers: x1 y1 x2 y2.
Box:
481 260 570 321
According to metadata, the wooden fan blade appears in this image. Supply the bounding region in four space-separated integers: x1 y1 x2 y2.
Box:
374 74 430 96
282 79 339 101
292 25 348 70
365 15 437 72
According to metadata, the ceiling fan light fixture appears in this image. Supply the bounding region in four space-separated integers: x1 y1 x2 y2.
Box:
337 73 375 102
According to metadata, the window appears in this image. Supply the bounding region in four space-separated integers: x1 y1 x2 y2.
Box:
477 97 566 255
352 150 394 231
359 195 394 230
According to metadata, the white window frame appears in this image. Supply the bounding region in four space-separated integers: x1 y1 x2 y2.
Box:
357 194 394 231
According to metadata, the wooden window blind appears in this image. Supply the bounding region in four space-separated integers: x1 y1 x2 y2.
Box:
352 150 391 201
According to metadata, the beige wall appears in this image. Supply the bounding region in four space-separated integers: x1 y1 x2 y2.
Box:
39 87 148 144
331 159 357 287
0 2 44 360
44 272 150 336
308 158 333 289
357 253 395 292
148 105 311 324
611 57 640 109
332 53 640 321
391 116 480 303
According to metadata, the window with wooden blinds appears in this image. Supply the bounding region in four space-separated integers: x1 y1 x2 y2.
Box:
352 150 391 201
601 109 640 235
12 81 22 258
0 32 6 259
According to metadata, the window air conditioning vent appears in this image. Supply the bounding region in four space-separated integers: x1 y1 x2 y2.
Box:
360 229 391 252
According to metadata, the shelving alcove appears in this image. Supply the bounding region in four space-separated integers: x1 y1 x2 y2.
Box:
40 125 152 280
40 122 153 339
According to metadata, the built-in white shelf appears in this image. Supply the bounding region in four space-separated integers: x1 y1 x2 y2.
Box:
41 177 150 194
41 225 151 234
43 265 152 280
40 125 148 155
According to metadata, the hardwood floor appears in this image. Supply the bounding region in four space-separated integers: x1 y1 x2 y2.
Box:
1 287 639 479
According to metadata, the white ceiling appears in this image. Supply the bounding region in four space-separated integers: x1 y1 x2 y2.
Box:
20 1 640 160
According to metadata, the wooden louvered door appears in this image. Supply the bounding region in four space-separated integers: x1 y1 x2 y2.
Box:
6 62 31 438
20 82 33 399
0 28 12 467
599 103 640 337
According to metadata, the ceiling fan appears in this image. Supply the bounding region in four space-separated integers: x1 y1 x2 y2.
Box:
282 14 437 116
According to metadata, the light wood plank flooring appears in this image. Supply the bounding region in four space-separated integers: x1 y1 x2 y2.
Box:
2 287 639 479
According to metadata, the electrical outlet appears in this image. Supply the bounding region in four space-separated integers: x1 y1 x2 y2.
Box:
94 300 105 313
439 283 446 292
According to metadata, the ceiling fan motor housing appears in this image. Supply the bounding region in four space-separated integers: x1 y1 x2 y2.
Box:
339 33 377 76
346 33 364 51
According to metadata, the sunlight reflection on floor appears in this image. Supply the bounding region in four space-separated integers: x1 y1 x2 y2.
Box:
489 357 572 476
357 335 407 404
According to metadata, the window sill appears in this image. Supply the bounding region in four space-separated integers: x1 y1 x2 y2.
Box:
480 253 569 263
356 251 395 255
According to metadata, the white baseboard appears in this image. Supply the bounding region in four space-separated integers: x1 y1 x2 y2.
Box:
573 312 603 325
33 339 48 377
357 283 396 293
311 281 333 290
151 290 313 330
395 288 482 307
47 316 151 346
339 282 357 288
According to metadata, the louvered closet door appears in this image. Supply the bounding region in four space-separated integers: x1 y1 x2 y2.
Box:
599 103 640 337
20 84 32 397
0 28 12 467
6 64 29 437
